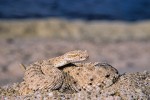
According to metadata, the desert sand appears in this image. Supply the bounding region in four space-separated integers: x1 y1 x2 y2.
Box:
0 19 149 99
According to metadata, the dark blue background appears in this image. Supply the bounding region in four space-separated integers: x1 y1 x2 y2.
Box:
0 0 150 21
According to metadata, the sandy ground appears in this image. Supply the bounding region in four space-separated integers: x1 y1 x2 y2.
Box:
0 19 150 86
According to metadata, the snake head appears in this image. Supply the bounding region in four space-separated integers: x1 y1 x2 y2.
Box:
63 50 89 63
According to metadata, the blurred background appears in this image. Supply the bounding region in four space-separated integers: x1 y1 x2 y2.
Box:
0 0 150 86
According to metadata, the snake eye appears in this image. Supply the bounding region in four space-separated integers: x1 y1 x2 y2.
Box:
105 74 110 78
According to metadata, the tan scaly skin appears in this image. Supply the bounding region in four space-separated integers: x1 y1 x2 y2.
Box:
19 50 89 95
62 62 119 92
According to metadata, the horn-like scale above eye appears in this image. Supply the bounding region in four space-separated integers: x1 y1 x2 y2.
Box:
64 50 89 62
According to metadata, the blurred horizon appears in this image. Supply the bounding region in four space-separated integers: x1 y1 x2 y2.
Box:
0 0 150 21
